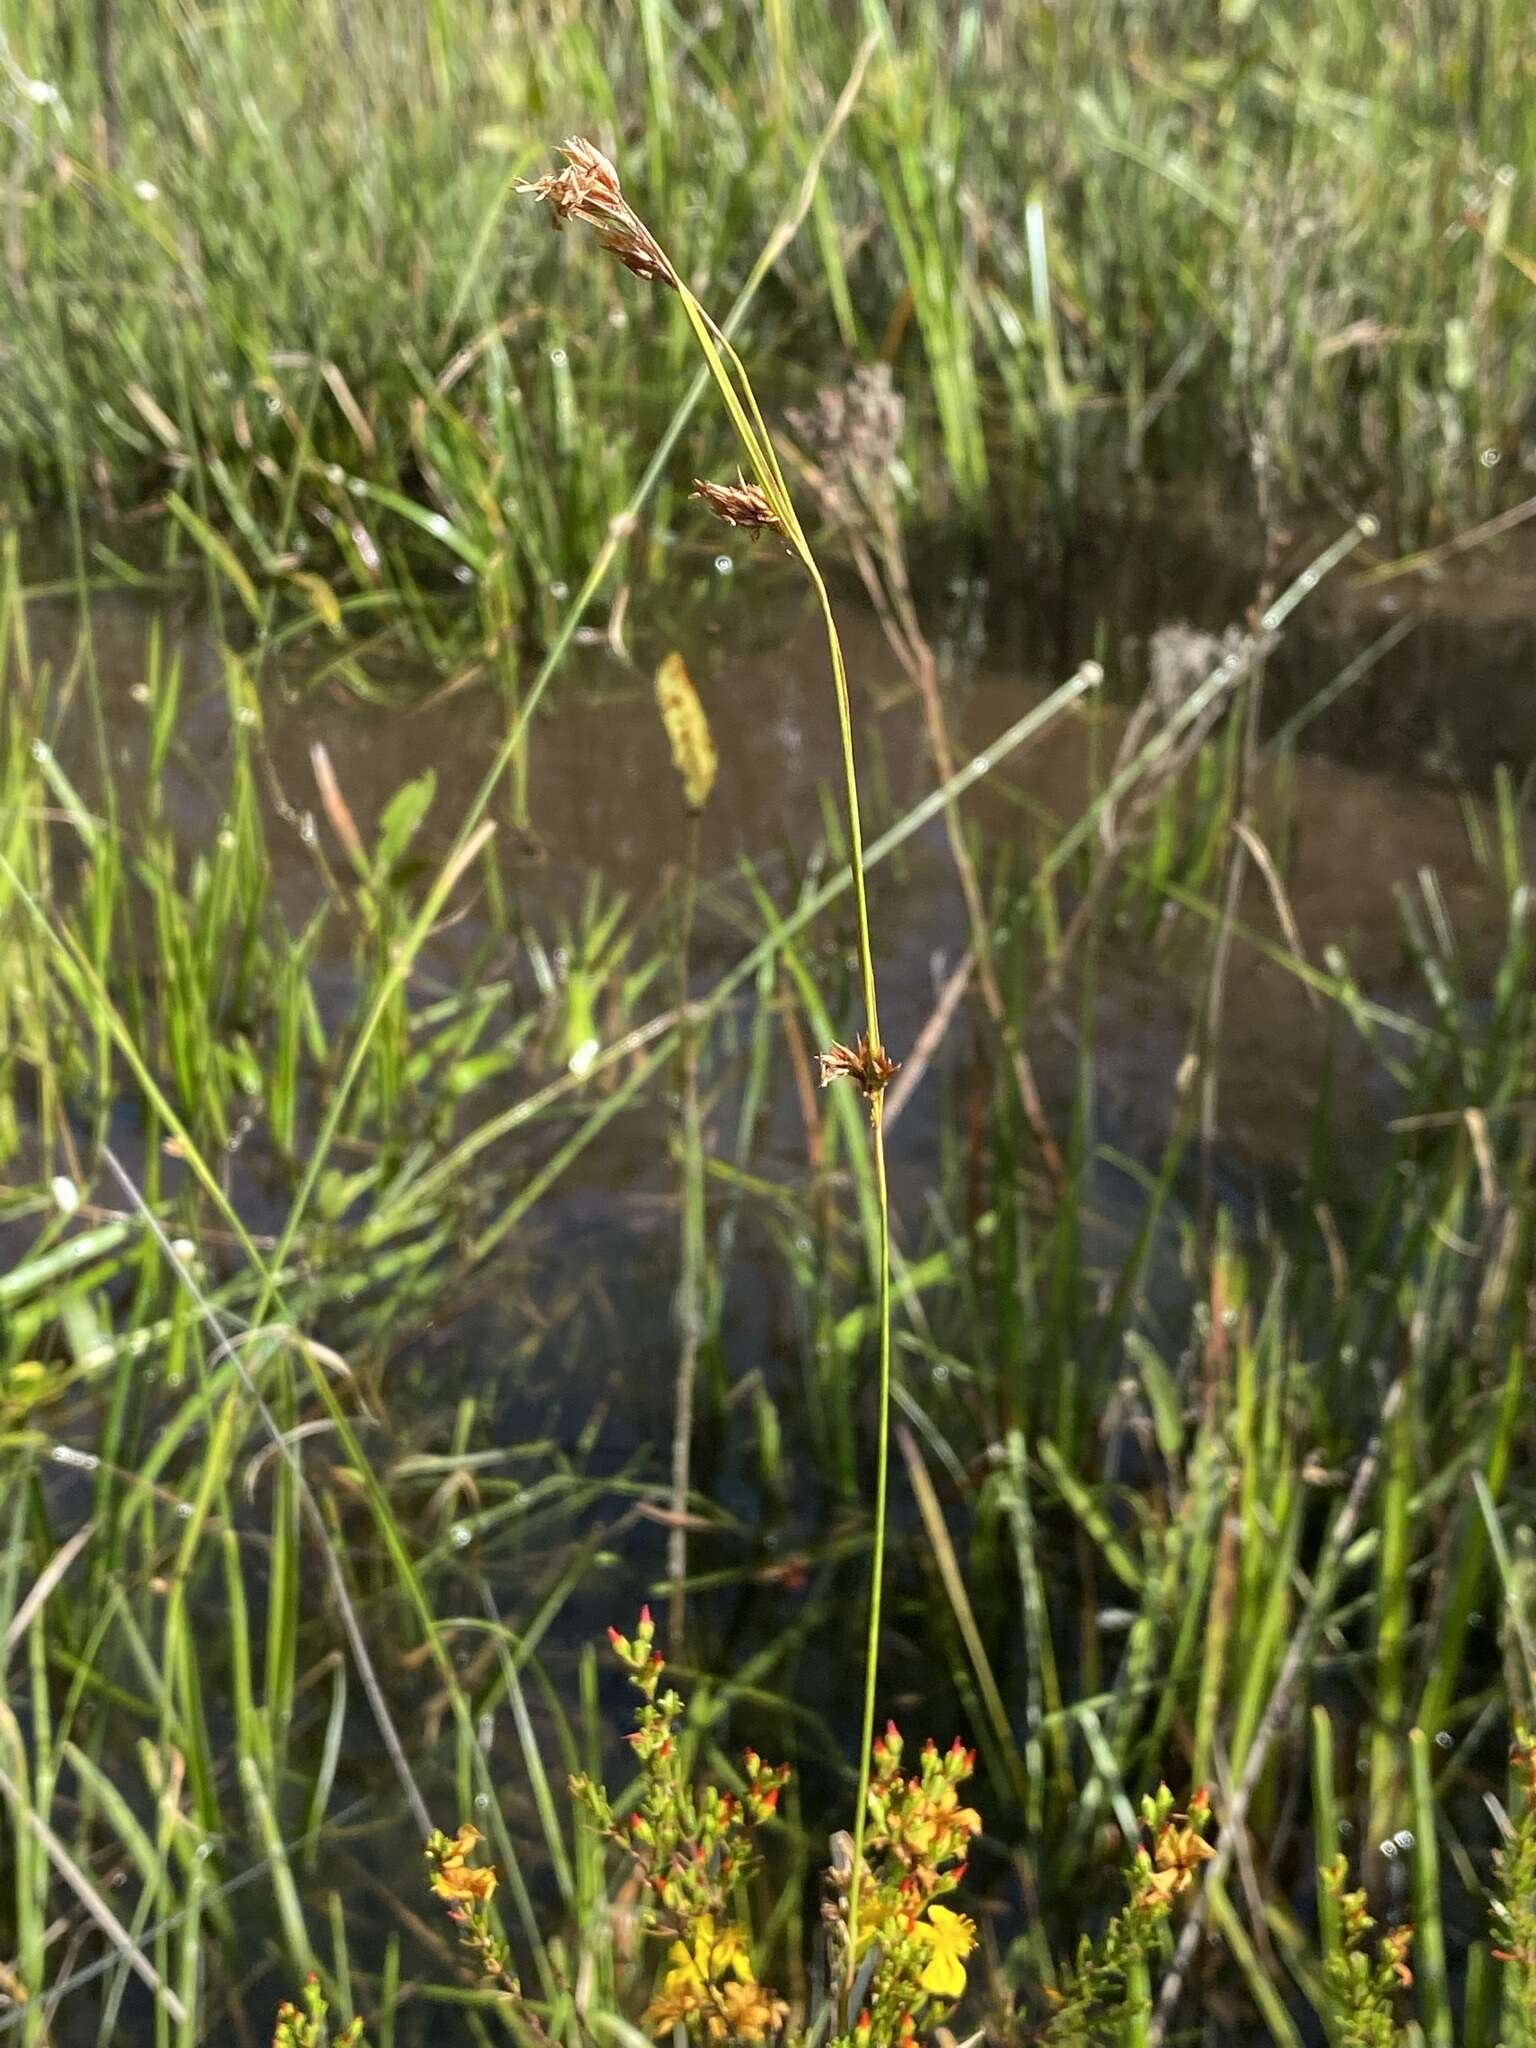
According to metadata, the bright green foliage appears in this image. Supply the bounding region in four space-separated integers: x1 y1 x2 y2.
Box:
493 1614 985 2047
271 1975 366 2048
1492 1730 1536 2042
1044 1786 1214 2044
1318 1858 1412 2048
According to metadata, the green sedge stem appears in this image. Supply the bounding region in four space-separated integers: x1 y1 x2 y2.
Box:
670 268 887 1999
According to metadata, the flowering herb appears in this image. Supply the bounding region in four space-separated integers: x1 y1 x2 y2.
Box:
425 1823 520 1996
1043 1786 1213 2042
414 1615 985 2047
271 1976 365 2048
570 1609 791 2044
825 1721 982 2048
1319 1857 1412 2047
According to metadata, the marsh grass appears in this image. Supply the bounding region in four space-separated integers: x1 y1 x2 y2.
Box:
6 445 1532 2043
1 16 1536 2044
3 0 1536 680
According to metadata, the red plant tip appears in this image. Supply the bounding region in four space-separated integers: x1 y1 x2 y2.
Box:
923 1738 938 1758
886 1719 901 1742
639 1604 653 1629
607 1626 624 1647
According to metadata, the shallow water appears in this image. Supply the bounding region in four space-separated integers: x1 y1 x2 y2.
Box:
16 500 1536 2038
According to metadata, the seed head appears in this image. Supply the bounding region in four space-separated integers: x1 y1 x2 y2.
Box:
518 136 678 290
691 476 785 539
817 1032 899 1099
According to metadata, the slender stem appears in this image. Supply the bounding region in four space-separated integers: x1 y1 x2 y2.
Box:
805 570 882 1053
847 1102 892 1977
667 247 888 1998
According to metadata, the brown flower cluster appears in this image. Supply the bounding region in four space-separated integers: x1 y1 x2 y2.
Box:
518 137 679 290
818 1032 900 1100
691 477 785 538
787 365 906 531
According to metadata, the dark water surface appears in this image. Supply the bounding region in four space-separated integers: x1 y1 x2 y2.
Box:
18 499 1536 2039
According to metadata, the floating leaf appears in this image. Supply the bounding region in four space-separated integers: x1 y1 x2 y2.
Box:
654 651 717 813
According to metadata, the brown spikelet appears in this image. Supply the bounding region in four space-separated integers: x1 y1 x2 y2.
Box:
691 477 785 539
518 137 679 289
817 1032 900 1099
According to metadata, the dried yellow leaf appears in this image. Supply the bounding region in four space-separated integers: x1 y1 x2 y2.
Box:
654 651 717 813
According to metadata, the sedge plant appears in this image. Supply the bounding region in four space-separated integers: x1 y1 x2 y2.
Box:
518 136 898 1999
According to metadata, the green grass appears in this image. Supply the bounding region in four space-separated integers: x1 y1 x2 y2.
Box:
3 480 1533 2040
1 5 1536 2041
3 0 1536 665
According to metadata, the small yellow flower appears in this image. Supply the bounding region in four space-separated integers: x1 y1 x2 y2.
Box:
1132 1864 1185 1912
1154 1821 1216 1881
648 1915 753 2025
916 1904 976 2000
642 1922 769 2041
716 1979 789 2042
666 1915 751 1989
429 1824 499 1906
933 1781 983 1838
642 1979 704 2037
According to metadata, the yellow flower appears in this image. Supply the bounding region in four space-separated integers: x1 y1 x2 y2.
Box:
642 1924 773 2042
665 1915 752 1990
429 1824 499 1906
642 1980 704 2037
716 1979 789 2042
916 1904 976 2001
933 1781 983 1838
1132 1865 1185 1913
